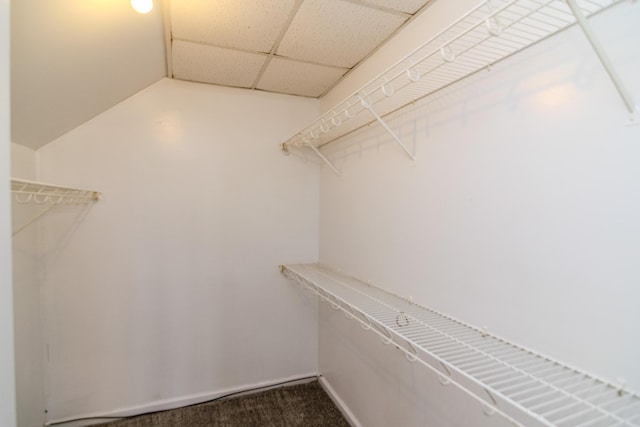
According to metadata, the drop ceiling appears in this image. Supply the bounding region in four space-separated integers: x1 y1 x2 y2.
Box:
11 0 432 149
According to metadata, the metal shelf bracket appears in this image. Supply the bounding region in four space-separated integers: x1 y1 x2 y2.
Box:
358 95 416 161
307 143 341 176
281 140 341 176
565 0 639 125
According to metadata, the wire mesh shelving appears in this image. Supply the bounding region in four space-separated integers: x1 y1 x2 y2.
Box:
279 0 636 174
281 263 640 427
10 178 101 236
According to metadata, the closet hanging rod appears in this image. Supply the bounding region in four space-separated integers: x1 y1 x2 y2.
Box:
280 0 632 170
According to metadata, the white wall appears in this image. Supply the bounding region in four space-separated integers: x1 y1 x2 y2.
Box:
36 79 320 422
1 0 17 425
11 144 35 179
11 143 45 427
318 2 640 426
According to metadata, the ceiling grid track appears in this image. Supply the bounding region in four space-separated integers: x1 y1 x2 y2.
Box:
339 0 413 17
169 37 347 71
162 0 173 78
251 0 305 89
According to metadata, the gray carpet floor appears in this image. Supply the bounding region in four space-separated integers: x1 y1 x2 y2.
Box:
93 381 350 427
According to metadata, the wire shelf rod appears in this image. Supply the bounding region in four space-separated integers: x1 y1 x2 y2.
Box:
511 384 551 399
457 357 521 373
455 350 535 368
503 381 555 399
475 364 533 381
474 357 553 374
579 403 640 427
550 394 634 425
499 379 547 395
554 408 601 426
435 341 509 358
551 395 627 424
412 329 480 344
477 361 560 380
509 385 558 402
517 381 606 406
494 376 538 392
496 380 564 399
538 371 585 385
480 363 553 383
542 389 615 418
447 348 526 366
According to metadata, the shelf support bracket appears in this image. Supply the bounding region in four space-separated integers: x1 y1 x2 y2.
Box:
358 95 416 160
12 204 55 237
306 143 341 176
565 0 639 125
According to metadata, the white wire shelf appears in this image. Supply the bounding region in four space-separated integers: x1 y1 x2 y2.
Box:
281 263 640 427
11 178 101 204
10 178 101 236
280 0 635 172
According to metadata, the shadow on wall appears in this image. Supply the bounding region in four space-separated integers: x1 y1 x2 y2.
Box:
35 203 98 271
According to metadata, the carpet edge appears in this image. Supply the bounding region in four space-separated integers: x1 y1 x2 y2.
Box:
46 372 320 427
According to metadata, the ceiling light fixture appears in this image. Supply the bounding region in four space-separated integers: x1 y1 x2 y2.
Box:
131 0 153 14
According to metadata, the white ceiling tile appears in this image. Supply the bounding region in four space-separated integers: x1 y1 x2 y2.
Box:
171 0 296 53
357 0 430 15
277 0 407 68
172 41 266 88
257 58 348 98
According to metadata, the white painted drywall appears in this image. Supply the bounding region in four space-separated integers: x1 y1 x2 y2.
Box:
1 0 17 425
319 2 640 425
10 144 35 179
11 143 46 427
36 79 320 422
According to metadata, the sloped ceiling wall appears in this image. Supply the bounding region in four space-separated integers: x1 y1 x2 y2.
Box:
10 0 433 150
11 0 166 149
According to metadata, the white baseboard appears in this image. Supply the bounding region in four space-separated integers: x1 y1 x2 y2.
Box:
46 372 319 427
318 375 362 427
